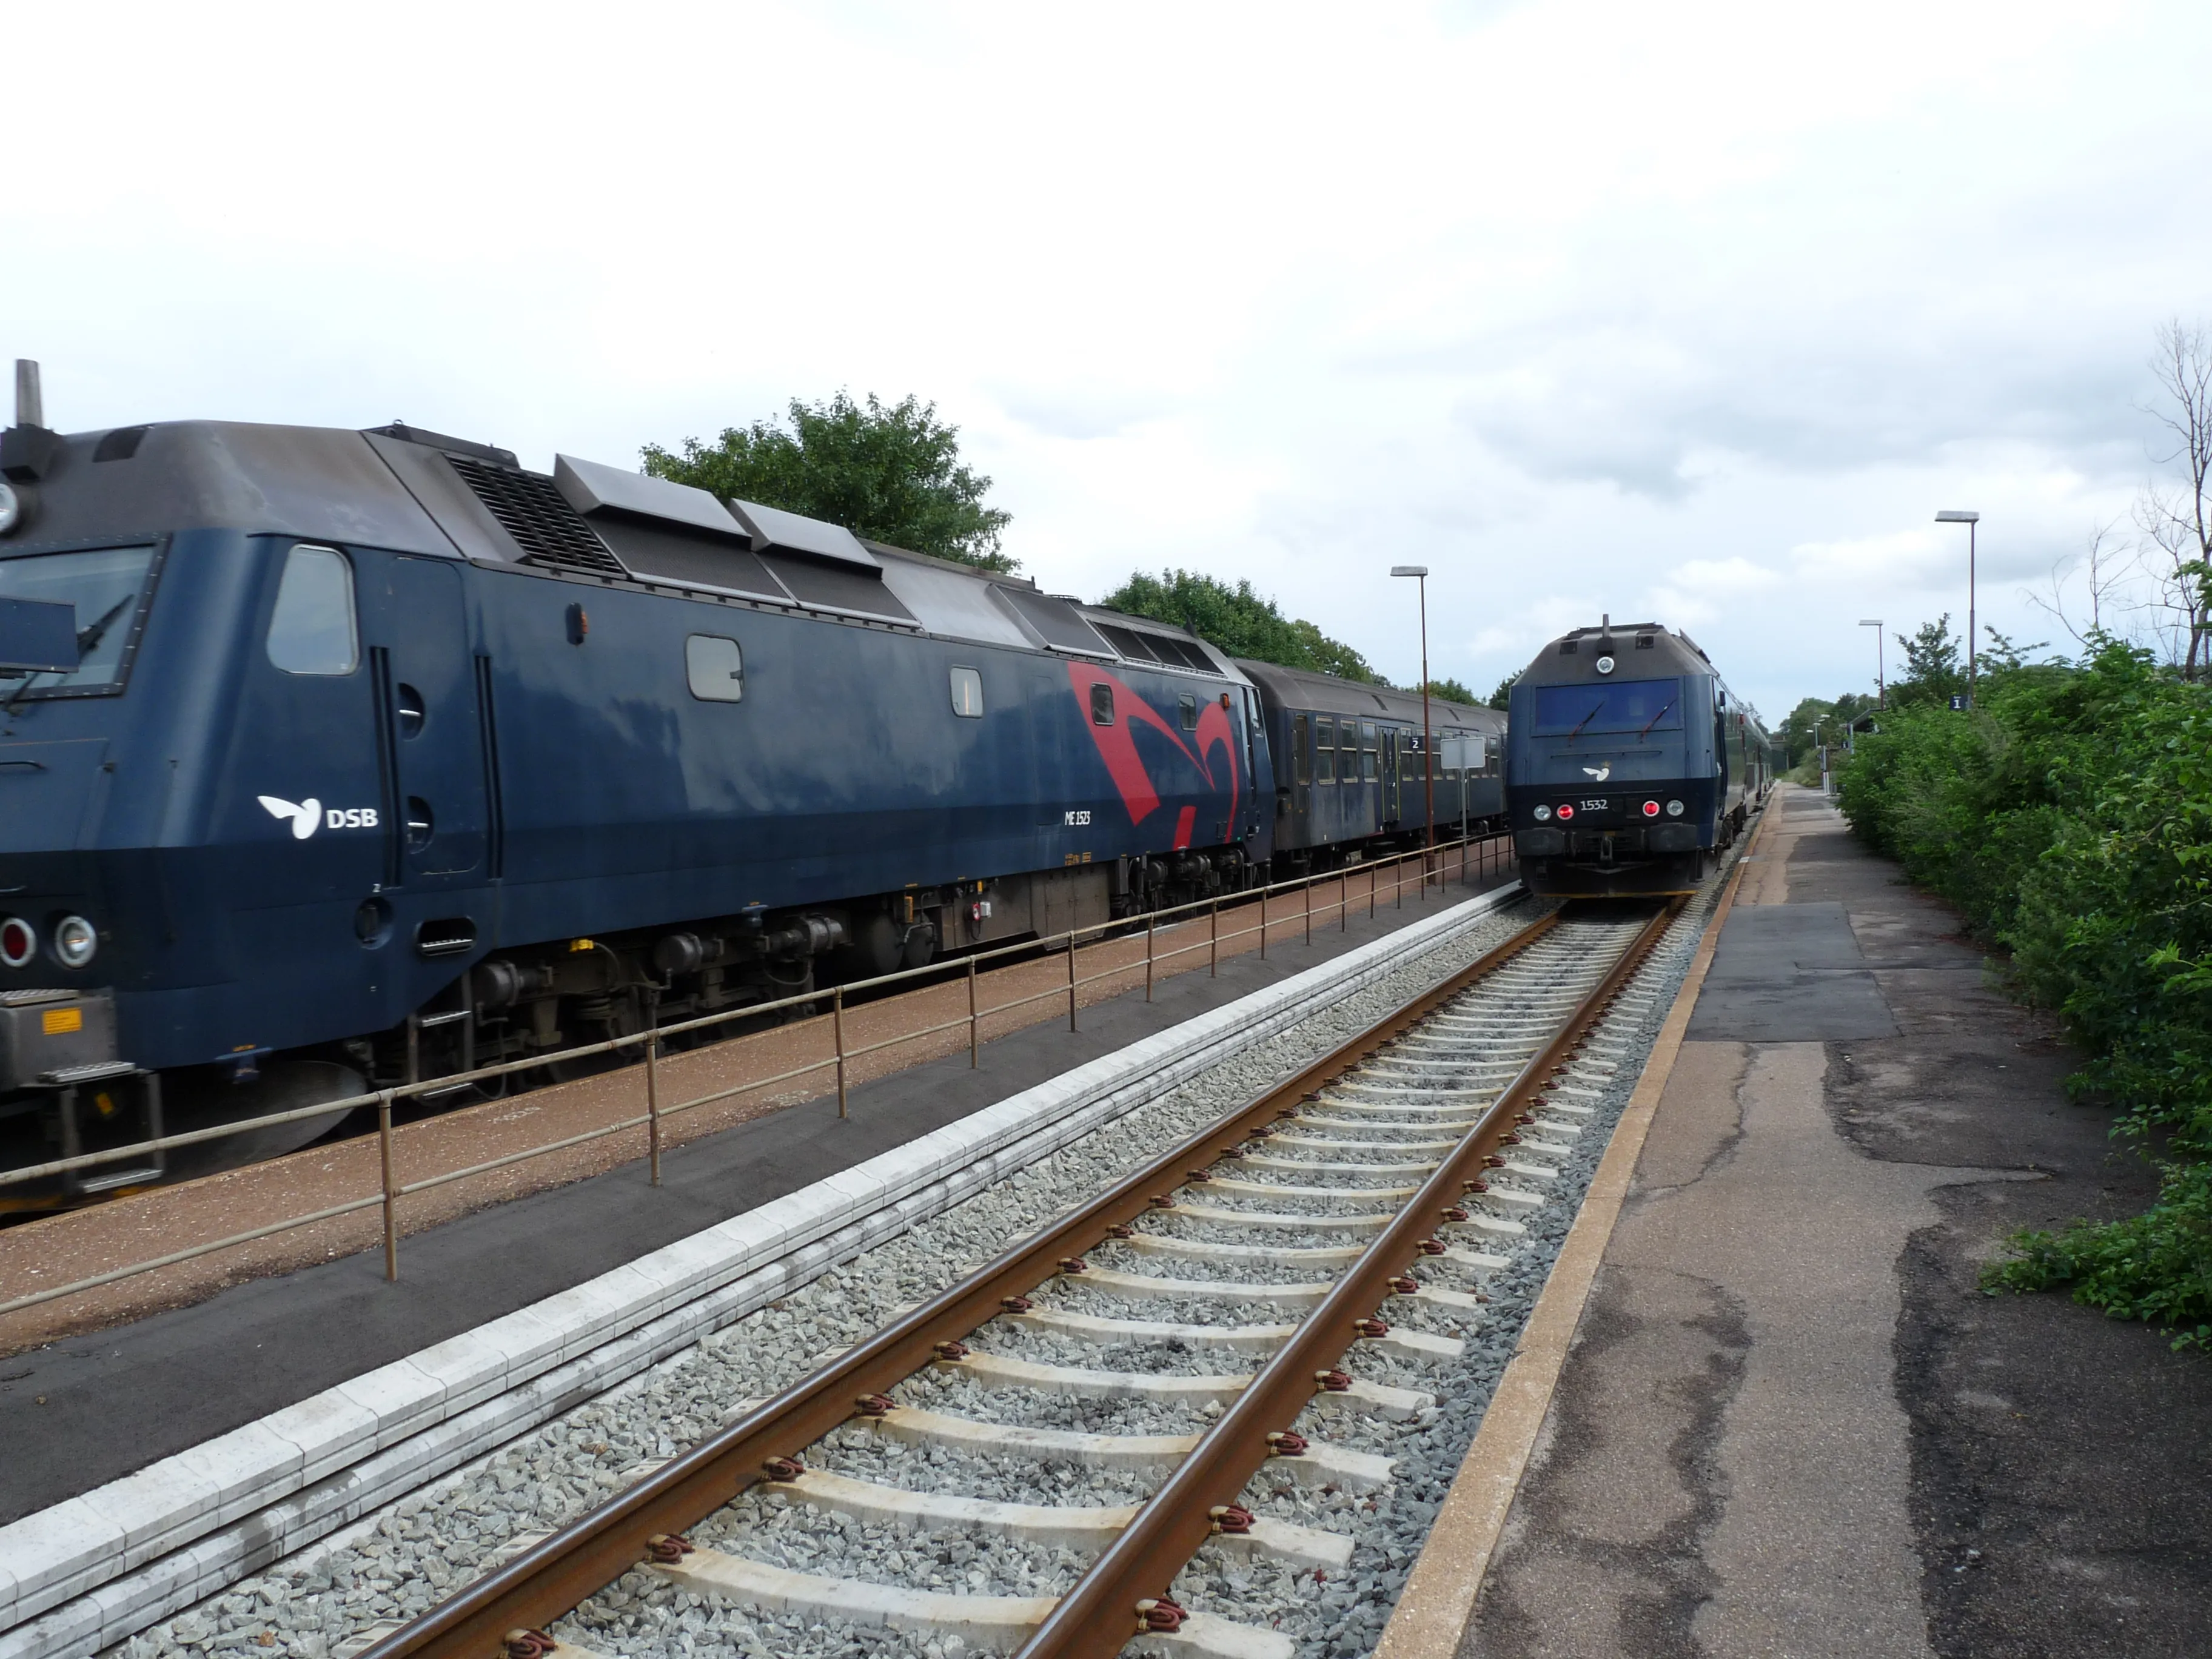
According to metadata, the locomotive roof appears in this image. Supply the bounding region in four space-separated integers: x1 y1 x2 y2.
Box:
1513 622 1768 734
0 415 1244 684
1232 657 1503 733
1515 623 1714 688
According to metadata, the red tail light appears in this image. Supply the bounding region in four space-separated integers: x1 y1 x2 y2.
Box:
1643 800 1660 817
1557 804 1575 821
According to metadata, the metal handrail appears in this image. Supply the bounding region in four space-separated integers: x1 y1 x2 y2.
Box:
0 831 1513 1318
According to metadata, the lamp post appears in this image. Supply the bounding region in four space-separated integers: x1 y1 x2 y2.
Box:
1935 511 1979 703
1860 618 1884 709
1390 565 1434 851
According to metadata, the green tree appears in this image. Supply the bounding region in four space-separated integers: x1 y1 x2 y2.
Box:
1891 615 1965 706
1421 677 1478 705
1487 672 1520 711
1778 692 1875 768
642 392 1015 573
1099 570 1384 683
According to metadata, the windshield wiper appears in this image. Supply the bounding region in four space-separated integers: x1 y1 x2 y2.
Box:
76 595 132 656
2 596 131 719
1637 697 1678 739
1566 699 1606 742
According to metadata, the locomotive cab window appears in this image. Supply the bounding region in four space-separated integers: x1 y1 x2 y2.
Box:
950 666 984 718
1178 692 1198 730
0 542 159 697
685 634 745 702
1091 682 1114 725
266 544 357 675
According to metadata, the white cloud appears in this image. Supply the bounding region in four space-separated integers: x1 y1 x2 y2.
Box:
4 0 2208 720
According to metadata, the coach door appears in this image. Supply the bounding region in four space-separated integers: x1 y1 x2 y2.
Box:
366 555 489 890
1382 730 1400 823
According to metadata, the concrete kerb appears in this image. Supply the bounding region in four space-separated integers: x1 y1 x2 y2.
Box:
0 882 1523 1659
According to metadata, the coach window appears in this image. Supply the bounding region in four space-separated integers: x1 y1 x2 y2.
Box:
1316 717 1336 782
1178 692 1198 730
685 634 745 702
950 666 984 717
1091 681 1114 725
1339 720 1358 776
1361 722 1379 780
266 544 358 675
1292 715 1311 785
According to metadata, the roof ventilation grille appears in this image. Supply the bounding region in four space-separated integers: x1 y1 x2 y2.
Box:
448 455 627 577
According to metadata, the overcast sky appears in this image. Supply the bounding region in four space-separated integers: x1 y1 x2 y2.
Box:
10 0 2210 720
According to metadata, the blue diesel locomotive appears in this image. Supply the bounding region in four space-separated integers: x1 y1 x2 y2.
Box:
1505 620 1770 897
0 375 1484 1199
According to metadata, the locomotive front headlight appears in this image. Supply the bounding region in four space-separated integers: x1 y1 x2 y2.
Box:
0 480 19 536
1666 799 1684 817
54 915 98 969
1595 654 1615 674
1532 804 1552 821
0 916 33 969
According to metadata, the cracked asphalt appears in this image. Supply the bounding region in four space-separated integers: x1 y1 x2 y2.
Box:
1463 788 2212 1657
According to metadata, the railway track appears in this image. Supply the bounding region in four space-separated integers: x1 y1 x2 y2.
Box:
350 896 1683 1659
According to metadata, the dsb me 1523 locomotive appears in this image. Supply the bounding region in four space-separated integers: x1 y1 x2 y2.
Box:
0 365 1503 1202
1506 618 1771 897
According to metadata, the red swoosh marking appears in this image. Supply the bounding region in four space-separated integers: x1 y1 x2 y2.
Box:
1067 662 1239 836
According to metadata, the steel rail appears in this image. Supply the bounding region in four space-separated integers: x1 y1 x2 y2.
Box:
1015 895 1685 1659
355 906 1563 1659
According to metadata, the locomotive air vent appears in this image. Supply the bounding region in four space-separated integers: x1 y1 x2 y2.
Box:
447 455 629 578
1094 622 1160 662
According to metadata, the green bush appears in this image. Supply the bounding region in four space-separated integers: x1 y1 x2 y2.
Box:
1835 639 2212 1346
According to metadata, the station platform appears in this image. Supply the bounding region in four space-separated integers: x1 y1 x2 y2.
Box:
1387 786 2212 1658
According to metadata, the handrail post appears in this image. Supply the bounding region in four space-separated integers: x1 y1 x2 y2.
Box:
1304 875 1312 945
378 1091 398 1282
967 954 980 1067
833 985 848 1119
1341 868 1349 931
1145 911 1156 1002
1067 929 1079 1031
1396 854 1404 908
1259 886 1267 959
1370 863 1377 919
645 1014 662 1188
1210 899 1219 976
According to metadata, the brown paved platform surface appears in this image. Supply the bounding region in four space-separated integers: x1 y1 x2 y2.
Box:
1463 789 2212 1657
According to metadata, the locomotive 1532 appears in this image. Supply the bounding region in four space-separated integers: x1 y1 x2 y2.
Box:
1505 618 1770 897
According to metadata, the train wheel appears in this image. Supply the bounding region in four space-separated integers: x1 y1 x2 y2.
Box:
161 1060 366 1181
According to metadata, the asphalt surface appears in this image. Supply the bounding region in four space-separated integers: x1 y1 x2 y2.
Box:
0 871 1514 1526
1467 791 2212 1657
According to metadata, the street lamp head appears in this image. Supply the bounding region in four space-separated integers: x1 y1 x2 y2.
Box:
1390 565 1428 578
1859 618 1881 626
1934 510 1979 523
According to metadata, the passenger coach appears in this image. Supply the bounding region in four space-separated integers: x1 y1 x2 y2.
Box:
1237 662 1504 875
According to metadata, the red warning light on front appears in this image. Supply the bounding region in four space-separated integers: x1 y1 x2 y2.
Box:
1643 800 1660 817
1556 804 1575 821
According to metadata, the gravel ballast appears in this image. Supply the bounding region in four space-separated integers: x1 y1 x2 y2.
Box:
115 895 1550 1659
